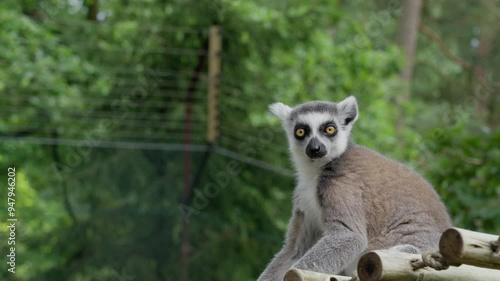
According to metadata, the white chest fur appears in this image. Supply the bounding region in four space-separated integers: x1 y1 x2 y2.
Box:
296 176 323 230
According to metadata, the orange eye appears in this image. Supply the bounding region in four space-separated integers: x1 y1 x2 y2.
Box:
295 128 305 137
325 126 336 135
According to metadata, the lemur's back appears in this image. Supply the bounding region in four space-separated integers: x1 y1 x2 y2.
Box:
330 144 452 251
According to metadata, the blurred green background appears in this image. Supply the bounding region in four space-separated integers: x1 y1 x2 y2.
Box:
0 0 499 280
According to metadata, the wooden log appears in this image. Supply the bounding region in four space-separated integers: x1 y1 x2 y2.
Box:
439 227 500 269
357 250 500 281
283 268 352 281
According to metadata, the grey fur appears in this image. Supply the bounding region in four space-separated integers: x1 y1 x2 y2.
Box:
290 101 338 121
258 96 451 281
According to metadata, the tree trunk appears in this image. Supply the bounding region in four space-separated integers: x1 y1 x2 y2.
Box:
473 24 496 127
397 0 423 89
396 0 423 131
86 0 99 21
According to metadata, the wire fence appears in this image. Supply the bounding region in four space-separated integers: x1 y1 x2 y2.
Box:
1 22 292 177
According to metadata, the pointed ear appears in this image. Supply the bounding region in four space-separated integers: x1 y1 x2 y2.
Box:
269 102 292 122
337 96 359 126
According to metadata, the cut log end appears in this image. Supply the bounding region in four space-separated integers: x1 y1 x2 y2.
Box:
357 252 383 281
284 269 302 281
284 268 352 281
439 228 464 260
492 237 500 253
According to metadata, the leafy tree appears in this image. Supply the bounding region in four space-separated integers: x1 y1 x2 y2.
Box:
0 1 498 281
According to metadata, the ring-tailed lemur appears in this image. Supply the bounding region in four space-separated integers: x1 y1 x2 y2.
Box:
257 96 451 281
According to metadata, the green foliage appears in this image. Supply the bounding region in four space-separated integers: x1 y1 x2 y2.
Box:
0 8 111 134
428 129 500 233
0 0 498 281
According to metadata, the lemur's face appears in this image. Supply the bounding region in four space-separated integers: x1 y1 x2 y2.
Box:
269 97 359 165
290 111 342 161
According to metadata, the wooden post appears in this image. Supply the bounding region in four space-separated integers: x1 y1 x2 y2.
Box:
284 268 351 281
180 34 210 281
207 25 221 144
439 227 500 270
357 250 500 281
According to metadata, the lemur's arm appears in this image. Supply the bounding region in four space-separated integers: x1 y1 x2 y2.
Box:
294 182 368 274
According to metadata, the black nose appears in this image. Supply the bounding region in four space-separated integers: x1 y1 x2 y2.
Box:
310 145 321 153
306 138 327 159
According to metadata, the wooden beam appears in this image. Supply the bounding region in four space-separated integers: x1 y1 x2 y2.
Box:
439 227 500 270
357 250 500 281
284 268 351 281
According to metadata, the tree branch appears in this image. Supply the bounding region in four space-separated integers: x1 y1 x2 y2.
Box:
419 25 472 71
481 0 500 18
415 59 458 85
